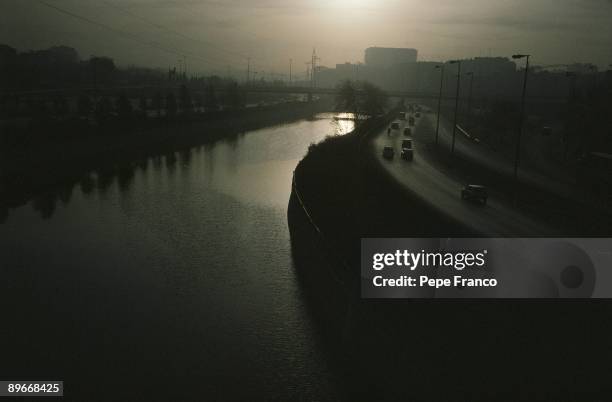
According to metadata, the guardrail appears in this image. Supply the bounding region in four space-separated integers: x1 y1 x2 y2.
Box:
291 171 350 290
289 108 399 291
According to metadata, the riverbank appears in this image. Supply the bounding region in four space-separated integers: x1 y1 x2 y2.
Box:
287 110 612 401
289 109 469 284
1 98 332 216
287 109 472 397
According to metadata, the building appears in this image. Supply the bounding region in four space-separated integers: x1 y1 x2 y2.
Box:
364 47 418 69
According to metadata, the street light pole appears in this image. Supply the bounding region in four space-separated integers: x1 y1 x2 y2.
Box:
449 60 462 154
512 54 530 183
466 72 474 130
434 64 445 146
563 71 577 162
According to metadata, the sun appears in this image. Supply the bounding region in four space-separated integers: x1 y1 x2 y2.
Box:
326 0 374 9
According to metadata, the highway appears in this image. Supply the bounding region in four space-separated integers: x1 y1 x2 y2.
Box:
424 111 572 198
371 107 556 236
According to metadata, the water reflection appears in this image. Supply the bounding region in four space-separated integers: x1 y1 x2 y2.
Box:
32 193 56 219
96 167 115 194
80 174 95 195
137 157 149 171
0 112 353 400
0 206 7 224
58 183 73 205
179 149 192 167
4 112 354 223
117 165 135 193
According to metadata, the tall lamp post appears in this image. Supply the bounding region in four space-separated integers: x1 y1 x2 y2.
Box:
434 64 445 146
449 60 462 154
512 54 530 182
564 71 577 162
589 64 598 90
466 72 474 130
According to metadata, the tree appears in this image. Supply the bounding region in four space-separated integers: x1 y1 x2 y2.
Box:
166 92 177 117
335 80 387 123
52 96 69 116
179 84 193 114
77 93 92 117
139 95 148 112
361 82 387 118
204 83 218 111
95 97 112 124
152 91 162 118
226 81 244 109
89 56 116 88
194 93 204 110
116 93 133 121
336 80 359 118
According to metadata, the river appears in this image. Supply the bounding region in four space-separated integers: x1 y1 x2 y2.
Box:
0 113 355 401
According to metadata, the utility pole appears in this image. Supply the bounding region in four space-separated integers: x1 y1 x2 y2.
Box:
91 56 98 93
305 62 311 82
311 48 320 88
246 57 251 85
512 54 530 183
564 71 577 162
311 50 315 87
434 64 445 146
466 72 474 130
449 60 462 155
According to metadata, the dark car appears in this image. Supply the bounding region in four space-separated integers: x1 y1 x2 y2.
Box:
382 146 395 160
408 117 415 126
402 139 413 149
401 148 414 161
461 184 488 205
415 112 421 118
403 127 412 136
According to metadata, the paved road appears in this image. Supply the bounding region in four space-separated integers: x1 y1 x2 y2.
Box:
425 111 572 198
372 109 555 236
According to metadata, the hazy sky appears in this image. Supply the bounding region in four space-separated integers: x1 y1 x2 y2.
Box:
1 0 611 76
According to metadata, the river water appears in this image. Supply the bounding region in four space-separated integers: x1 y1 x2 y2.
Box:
0 113 354 401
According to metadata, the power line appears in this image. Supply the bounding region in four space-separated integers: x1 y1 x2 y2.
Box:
169 1 281 72
101 0 248 65
38 0 229 71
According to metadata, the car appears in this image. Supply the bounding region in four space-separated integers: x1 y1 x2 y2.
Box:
461 184 488 205
542 126 552 136
402 139 413 149
415 112 421 118
390 122 400 130
408 117 415 126
401 148 414 161
382 146 395 159
403 127 412 136
398 112 406 120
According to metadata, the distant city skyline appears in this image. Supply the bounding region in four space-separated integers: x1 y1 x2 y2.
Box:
1 0 611 75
